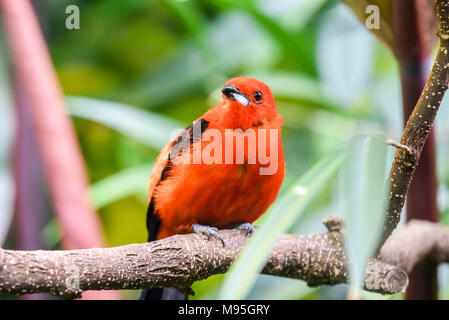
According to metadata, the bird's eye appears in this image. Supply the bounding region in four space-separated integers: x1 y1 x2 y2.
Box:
254 91 263 103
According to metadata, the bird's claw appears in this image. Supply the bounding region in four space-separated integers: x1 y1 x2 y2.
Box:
192 224 225 247
234 222 256 237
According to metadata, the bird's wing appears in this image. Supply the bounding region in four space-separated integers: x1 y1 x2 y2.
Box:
146 118 210 240
147 142 172 201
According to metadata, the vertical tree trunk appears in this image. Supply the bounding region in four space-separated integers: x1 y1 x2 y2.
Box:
13 76 51 300
393 0 439 300
12 0 51 300
13 78 48 252
1 0 121 299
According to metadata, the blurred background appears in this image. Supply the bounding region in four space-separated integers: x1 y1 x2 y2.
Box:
1 0 449 299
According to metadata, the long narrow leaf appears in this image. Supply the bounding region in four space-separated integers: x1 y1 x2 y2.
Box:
90 163 152 209
66 96 185 150
341 134 388 292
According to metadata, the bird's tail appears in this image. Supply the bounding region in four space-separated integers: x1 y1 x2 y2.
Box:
140 288 186 300
140 204 186 300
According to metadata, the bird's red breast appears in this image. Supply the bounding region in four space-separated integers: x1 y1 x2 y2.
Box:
146 77 285 240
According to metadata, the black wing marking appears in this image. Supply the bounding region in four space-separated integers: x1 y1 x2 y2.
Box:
146 199 161 241
146 118 209 241
162 118 209 181
169 119 209 162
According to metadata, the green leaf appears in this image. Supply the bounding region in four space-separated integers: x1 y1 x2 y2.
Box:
164 0 208 44
218 151 345 299
124 43 213 108
341 134 388 291
90 163 152 209
66 96 185 150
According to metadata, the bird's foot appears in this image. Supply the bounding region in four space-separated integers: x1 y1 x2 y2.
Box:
234 222 256 237
192 223 225 247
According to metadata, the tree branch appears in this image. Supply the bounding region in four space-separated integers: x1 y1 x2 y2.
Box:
382 0 449 244
392 0 440 301
379 220 449 272
3 217 448 299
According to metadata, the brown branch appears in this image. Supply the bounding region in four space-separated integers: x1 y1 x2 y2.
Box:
0 218 416 299
381 0 449 244
3 218 447 300
386 139 417 157
379 220 449 272
393 0 439 301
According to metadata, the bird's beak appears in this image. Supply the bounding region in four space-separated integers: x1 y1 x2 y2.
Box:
222 85 250 106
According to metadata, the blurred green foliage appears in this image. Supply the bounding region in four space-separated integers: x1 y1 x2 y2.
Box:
12 0 445 299
341 134 388 294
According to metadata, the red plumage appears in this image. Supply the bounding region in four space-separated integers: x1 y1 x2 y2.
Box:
146 77 285 240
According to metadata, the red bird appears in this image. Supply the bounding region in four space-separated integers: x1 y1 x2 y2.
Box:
142 77 285 299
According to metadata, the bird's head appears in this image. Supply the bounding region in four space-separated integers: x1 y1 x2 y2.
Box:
220 77 280 128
